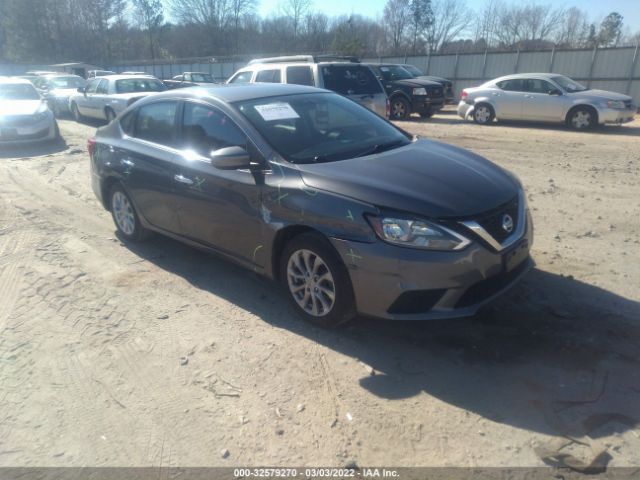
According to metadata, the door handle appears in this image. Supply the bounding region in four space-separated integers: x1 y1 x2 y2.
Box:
121 158 134 167
174 174 194 185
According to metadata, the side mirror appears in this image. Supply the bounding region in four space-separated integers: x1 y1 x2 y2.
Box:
549 89 562 96
77 87 85 94
210 146 251 170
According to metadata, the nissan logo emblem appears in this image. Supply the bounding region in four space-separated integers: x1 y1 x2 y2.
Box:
502 214 514 233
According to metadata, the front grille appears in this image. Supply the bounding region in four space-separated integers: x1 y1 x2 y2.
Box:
474 197 519 244
1 115 35 127
455 259 530 308
388 289 446 315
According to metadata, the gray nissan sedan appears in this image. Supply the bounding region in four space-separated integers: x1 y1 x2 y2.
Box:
89 83 533 326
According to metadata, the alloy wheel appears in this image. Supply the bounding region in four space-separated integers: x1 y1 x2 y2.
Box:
392 100 407 119
112 191 136 236
571 110 591 129
475 106 491 123
286 249 336 317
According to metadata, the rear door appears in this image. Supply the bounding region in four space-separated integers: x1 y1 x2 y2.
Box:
319 64 387 116
492 79 526 119
521 78 567 122
117 100 183 234
174 101 263 265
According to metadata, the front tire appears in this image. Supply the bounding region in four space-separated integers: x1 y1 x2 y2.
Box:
390 97 411 120
281 233 356 327
109 184 150 242
567 106 596 130
473 103 494 124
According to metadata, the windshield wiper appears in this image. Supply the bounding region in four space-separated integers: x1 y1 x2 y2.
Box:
354 140 407 158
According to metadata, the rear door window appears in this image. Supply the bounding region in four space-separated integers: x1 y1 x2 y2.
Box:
255 69 282 83
496 79 525 92
321 65 382 95
286 66 314 86
133 101 178 147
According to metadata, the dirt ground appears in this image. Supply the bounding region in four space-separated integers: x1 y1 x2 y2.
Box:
0 109 639 469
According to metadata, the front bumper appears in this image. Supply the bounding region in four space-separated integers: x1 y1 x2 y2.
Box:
0 114 57 145
597 106 636 125
330 211 534 320
412 97 445 114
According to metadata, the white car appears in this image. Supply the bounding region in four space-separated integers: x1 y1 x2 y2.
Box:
0 77 59 145
458 73 636 130
69 75 167 123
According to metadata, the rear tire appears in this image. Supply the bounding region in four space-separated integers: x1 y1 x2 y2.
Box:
281 232 356 327
109 184 150 242
71 102 84 123
473 103 494 124
567 106 596 130
390 97 411 120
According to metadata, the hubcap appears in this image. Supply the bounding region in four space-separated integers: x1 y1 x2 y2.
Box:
476 106 490 123
112 191 135 236
287 249 336 317
392 101 406 118
572 111 591 129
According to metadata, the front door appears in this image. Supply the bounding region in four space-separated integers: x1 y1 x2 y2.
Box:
174 101 264 265
521 78 566 122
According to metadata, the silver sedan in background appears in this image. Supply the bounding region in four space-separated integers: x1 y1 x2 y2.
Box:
68 75 167 123
34 74 86 117
458 73 637 130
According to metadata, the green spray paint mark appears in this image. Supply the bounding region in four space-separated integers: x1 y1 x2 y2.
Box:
194 176 205 191
346 248 362 263
346 209 354 221
252 245 263 261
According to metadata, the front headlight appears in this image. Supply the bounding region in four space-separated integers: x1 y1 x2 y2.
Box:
412 87 427 96
366 215 471 251
605 100 626 109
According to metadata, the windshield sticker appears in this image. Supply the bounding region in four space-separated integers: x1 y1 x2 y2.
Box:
254 103 300 121
380 67 389 72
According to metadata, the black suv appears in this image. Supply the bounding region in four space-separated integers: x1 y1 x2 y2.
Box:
367 64 445 120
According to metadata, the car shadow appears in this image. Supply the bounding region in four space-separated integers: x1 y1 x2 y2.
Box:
0 136 68 159
119 232 640 445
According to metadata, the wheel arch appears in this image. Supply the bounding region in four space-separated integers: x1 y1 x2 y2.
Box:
565 104 599 125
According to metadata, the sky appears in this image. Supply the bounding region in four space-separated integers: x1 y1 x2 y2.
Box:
257 0 640 34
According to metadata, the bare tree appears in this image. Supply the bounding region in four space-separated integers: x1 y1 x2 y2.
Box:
383 0 411 54
280 0 313 38
555 7 589 47
474 0 502 48
132 0 164 59
168 0 231 30
229 0 256 52
425 0 471 53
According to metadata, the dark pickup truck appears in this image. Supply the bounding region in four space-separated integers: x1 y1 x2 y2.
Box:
401 64 455 104
163 72 217 89
367 64 445 120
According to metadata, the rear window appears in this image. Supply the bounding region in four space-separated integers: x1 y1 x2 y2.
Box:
115 78 166 94
255 69 281 83
286 66 314 86
320 65 382 95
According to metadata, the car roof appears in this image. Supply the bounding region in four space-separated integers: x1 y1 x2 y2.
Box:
142 83 325 103
493 73 560 82
0 77 33 85
96 75 159 81
42 74 84 79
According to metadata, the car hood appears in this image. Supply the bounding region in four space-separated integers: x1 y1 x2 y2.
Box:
298 139 519 218
0 99 45 116
393 78 442 88
570 89 632 102
418 75 448 85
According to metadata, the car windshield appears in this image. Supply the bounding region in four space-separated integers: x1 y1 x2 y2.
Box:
0 83 40 100
115 78 166 94
236 92 411 164
49 76 86 89
379 65 414 81
551 75 588 93
403 65 424 77
191 73 214 83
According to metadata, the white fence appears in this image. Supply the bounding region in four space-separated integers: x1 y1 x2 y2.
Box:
2 45 639 104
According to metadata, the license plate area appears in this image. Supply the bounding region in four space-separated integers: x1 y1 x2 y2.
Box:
503 238 529 273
